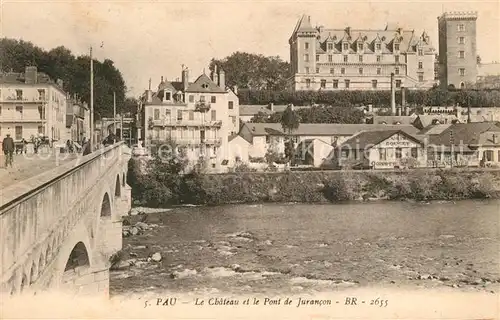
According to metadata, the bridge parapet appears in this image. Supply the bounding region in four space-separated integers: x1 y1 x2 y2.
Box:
0 142 131 296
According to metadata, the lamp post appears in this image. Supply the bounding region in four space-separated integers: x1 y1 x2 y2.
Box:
90 46 94 151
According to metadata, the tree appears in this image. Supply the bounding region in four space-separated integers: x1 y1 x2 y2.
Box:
0 38 127 118
280 105 300 165
209 52 291 90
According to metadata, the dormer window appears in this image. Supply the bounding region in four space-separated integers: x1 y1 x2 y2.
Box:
358 43 363 51
376 43 382 50
343 42 349 51
327 43 333 50
418 48 423 56
394 43 400 51
164 91 172 101
201 83 209 89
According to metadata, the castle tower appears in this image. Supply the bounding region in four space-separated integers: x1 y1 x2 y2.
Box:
289 15 318 90
438 11 478 89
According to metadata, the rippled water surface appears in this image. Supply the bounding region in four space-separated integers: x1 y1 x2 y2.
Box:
110 200 500 295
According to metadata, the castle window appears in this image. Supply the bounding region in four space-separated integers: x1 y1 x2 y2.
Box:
328 55 332 62
343 43 349 51
330 68 334 74
228 101 234 109
377 68 381 75
189 95 194 102
395 55 400 63
458 24 465 32
316 54 320 62
343 55 348 63
154 109 160 120
458 37 465 44
359 67 363 75
376 43 381 50
328 43 333 50
359 55 363 63
459 68 465 76
341 68 346 75
418 61 423 69
418 48 423 56
333 80 339 88
376 55 381 62
165 91 171 101
459 51 465 59
320 80 326 89
211 96 216 103
304 54 309 62
344 80 350 88
372 80 378 89
305 42 309 49
395 67 400 75
306 79 311 88
177 110 183 121
395 80 401 88
316 67 320 73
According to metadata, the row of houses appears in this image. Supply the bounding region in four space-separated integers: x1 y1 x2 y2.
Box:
228 121 500 170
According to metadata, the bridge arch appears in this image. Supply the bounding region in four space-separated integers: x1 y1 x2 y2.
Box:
100 192 112 217
115 175 121 197
64 242 90 271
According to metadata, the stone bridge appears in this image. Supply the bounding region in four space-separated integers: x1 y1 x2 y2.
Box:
0 142 131 297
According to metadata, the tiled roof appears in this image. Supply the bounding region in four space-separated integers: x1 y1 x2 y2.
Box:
416 115 460 128
371 115 416 125
428 122 500 147
419 124 452 135
243 123 420 137
185 74 226 93
0 71 62 88
340 130 422 149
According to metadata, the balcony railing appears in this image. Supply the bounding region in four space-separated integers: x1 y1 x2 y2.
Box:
151 119 222 128
2 96 48 102
149 137 222 146
0 116 47 122
195 101 211 113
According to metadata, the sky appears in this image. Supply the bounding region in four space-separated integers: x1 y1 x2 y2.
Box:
1 0 499 97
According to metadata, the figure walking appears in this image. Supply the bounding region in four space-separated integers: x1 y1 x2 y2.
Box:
2 134 15 168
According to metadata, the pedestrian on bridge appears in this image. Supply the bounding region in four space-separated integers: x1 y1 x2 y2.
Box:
2 134 15 168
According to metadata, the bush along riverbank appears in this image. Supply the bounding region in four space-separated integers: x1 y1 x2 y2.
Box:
126 158 500 207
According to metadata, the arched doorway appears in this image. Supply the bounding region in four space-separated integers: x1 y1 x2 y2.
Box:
100 193 111 217
115 176 121 197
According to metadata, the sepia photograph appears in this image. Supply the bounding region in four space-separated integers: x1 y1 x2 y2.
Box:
0 0 499 319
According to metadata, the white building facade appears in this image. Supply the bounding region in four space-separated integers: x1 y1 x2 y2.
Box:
0 66 67 142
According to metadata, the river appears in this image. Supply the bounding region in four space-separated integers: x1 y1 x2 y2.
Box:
110 200 500 296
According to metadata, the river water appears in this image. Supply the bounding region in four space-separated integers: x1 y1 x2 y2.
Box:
110 200 500 296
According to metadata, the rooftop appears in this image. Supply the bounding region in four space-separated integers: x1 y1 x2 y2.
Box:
340 130 423 149
428 122 500 147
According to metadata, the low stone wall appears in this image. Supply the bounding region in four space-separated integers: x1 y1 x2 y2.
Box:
127 156 500 207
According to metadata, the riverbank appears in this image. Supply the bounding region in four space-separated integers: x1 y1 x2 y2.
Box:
127 158 500 207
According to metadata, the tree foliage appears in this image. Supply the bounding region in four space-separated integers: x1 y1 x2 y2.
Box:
0 38 127 117
250 105 365 124
280 105 300 135
236 88 500 108
209 52 291 90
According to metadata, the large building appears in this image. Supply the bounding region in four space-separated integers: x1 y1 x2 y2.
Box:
437 11 478 89
0 66 67 142
289 15 437 91
140 66 239 172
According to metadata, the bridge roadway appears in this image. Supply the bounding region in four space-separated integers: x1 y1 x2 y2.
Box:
0 142 132 298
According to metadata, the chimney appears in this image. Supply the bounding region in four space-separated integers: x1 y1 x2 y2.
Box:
233 85 238 94
161 76 164 83
390 73 396 115
25 66 38 84
219 67 225 88
56 79 64 88
146 90 152 103
269 103 274 112
212 65 219 85
493 134 497 144
182 67 189 91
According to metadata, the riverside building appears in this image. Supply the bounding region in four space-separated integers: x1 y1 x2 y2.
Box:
0 66 67 142
289 15 437 91
140 66 239 172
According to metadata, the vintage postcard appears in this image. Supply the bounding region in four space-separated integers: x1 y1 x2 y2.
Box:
0 0 499 319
